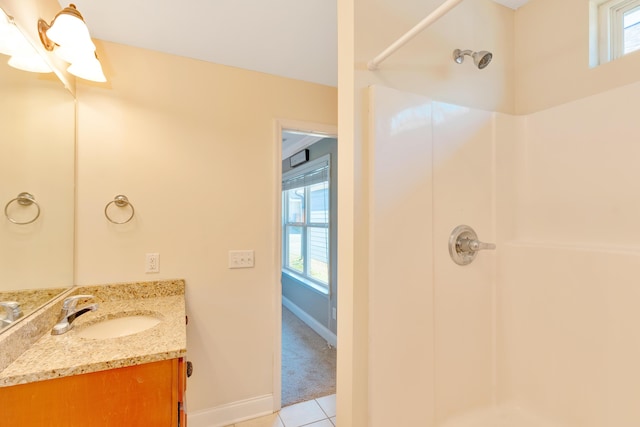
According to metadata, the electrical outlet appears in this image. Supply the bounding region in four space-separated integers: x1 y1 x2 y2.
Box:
228 250 255 269
146 253 160 273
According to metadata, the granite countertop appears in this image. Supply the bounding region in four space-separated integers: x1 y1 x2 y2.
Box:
0 279 186 387
0 287 69 324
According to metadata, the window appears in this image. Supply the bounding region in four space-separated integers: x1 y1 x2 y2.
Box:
623 5 640 53
282 155 330 290
592 0 640 65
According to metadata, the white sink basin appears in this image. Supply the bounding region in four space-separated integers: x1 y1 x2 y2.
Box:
76 315 162 339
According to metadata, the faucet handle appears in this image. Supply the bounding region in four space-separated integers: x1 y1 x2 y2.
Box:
463 238 496 252
0 301 23 321
448 225 496 265
62 295 95 311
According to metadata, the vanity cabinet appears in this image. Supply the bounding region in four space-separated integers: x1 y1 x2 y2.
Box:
0 357 187 426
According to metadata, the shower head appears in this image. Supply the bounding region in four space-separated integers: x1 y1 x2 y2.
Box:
453 49 493 69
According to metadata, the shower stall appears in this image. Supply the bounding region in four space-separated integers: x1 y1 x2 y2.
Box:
341 0 640 426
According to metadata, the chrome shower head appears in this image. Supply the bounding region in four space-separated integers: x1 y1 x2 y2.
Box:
453 49 493 69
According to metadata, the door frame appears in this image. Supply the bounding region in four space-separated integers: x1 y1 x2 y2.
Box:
273 119 338 410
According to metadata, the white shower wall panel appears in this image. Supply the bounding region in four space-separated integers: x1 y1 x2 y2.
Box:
368 85 496 426
432 102 495 424
368 85 436 427
498 244 640 427
497 80 640 426
514 80 640 247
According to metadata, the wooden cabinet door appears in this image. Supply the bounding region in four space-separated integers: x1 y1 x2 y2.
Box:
0 359 181 427
178 357 187 426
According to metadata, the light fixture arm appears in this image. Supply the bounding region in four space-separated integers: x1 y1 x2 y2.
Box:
38 4 86 51
36 3 107 82
55 4 84 21
37 19 54 51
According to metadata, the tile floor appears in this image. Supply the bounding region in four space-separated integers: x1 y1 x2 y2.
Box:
225 394 336 427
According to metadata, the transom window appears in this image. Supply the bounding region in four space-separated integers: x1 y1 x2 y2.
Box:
592 0 640 65
623 4 640 53
282 155 330 290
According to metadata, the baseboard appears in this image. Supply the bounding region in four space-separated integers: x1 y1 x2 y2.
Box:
188 394 274 427
282 296 337 348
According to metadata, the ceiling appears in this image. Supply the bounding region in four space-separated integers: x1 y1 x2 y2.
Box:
70 0 338 87
69 0 529 89
282 131 326 160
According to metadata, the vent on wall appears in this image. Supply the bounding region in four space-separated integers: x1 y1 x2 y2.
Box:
282 131 325 160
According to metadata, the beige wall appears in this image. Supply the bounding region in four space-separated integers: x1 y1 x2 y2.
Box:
336 0 368 425
0 64 75 291
7 0 640 425
72 0 640 424
75 41 336 421
515 0 640 114
0 0 75 294
356 0 515 114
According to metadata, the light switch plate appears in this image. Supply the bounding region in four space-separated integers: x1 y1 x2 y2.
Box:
228 250 255 268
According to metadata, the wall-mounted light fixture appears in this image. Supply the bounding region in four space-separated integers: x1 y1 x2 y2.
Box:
38 3 106 82
0 7 52 73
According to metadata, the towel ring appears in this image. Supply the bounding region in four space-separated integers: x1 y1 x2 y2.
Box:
4 192 41 225
104 195 135 224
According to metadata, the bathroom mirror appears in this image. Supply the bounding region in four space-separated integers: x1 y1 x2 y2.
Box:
0 31 75 332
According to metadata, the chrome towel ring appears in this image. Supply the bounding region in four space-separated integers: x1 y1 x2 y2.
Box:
104 194 135 224
4 192 41 225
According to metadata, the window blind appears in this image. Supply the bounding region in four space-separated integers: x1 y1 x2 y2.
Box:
282 155 330 191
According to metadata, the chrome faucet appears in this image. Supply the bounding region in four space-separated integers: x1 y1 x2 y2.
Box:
51 295 99 335
0 301 23 327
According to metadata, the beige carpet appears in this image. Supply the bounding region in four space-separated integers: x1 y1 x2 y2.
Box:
281 306 336 407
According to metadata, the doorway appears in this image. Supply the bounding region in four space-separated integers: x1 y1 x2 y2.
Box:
276 122 338 409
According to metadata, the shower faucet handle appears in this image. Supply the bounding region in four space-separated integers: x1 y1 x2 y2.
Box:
448 225 495 265
458 237 496 253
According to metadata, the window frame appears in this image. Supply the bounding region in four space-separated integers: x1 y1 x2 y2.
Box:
595 0 640 64
282 155 331 292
